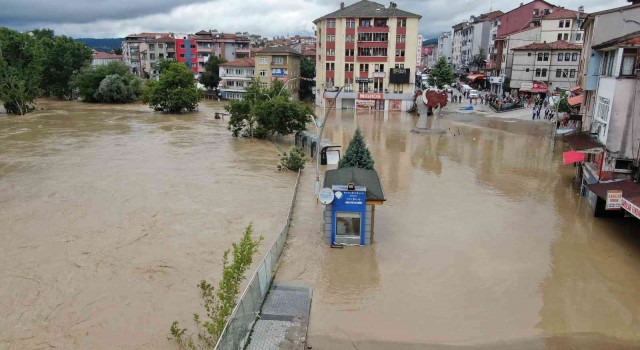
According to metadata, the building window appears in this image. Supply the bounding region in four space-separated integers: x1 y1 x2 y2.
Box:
535 68 541 77
360 64 369 72
394 64 404 68
190 45 195 49
259 70 266 77
335 212 361 238
556 69 562 77
537 53 543 61
345 63 354 71
346 19 356 28
326 19 336 28
541 68 547 77
346 49 354 56
326 49 335 56
358 47 387 56
273 57 284 64
563 33 569 41
327 35 335 42
259 57 268 64
594 96 611 143
180 44 185 48
528 52 532 56
180 54 185 58
575 33 582 41
564 20 571 28
260 82 268 89
326 62 335 71
396 49 405 57
360 18 372 27
158 44 163 48
544 53 549 61
621 48 638 76
235 69 242 75
526 68 530 72
557 53 563 61
358 33 389 42
397 18 407 27
393 85 403 93
572 52 578 61
396 34 406 42
569 69 576 78
533 8 540 16
374 64 384 72
558 20 564 28
601 50 616 76
346 35 354 42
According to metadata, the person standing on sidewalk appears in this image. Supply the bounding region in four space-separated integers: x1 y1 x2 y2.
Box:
532 106 537 120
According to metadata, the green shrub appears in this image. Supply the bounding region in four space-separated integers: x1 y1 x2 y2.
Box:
280 146 308 171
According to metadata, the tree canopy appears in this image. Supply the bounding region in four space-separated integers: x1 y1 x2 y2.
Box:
226 79 312 139
338 128 375 170
94 74 143 103
72 61 130 102
200 55 226 89
142 61 203 113
470 49 486 71
428 57 455 89
299 57 315 100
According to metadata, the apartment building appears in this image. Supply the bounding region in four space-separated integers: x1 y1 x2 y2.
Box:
314 0 421 111
123 32 171 75
139 37 176 79
510 41 581 94
218 58 255 100
436 31 452 62
92 51 123 66
451 22 465 70
540 8 587 44
191 31 251 65
254 46 301 99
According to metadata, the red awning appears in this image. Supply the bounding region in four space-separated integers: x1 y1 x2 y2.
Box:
563 151 585 164
520 81 548 93
568 95 583 107
570 86 582 93
622 195 640 220
468 74 486 81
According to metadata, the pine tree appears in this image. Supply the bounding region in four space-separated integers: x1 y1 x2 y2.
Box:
428 56 455 89
338 128 375 170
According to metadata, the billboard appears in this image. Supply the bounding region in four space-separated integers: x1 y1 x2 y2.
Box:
389 68 410 84
272 68 287 76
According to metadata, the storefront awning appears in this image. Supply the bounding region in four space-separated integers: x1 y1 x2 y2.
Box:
622 195 640 220
563 132 604 151
569 86 582 93
568 95 583 107
585 180 640 200
563 150 584 164
467 74 486 81
520 81 548 93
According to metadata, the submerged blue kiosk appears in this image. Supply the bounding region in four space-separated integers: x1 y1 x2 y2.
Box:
321 167 386 246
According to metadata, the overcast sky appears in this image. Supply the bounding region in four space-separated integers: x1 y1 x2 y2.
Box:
0 0 629 39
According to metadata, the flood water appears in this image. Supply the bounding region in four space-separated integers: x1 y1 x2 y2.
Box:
0 100 297 349
276 106 640 349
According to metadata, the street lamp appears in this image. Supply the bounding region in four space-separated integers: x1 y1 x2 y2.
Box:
314 86 345 196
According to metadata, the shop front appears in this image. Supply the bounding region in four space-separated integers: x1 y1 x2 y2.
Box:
519 81 548 97
356 93 385 110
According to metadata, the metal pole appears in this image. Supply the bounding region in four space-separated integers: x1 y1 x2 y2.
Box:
315 86 344 196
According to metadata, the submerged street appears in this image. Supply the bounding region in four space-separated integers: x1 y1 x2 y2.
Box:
1 100 639 349
276 105 640 349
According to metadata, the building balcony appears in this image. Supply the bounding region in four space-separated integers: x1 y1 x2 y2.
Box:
166 47 175 52
358 56 387 62
358 26 389 33
358 41 388 48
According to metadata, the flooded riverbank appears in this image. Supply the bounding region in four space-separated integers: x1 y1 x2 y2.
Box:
0 100 296 349
276 108 640 349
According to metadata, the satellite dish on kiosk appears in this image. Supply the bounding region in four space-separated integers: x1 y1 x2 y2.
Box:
318 188 335 205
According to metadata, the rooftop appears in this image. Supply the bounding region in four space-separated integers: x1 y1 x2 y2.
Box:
324 167 386 201
542 8 589 20
255 46 301 56
93 51 123 59
219 57 256 67
314 0 421 23
592 30 640 50
512 40 582 51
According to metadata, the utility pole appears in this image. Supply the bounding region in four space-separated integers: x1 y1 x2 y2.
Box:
314 86 344 196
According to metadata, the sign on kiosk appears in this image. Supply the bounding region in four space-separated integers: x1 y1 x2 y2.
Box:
606 190 623 210
621 198 640 220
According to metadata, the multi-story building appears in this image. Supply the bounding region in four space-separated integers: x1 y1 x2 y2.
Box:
452 11 502 72
314 0 421 111
254 46 301 99
540 8 587 44
509 41 581 95
91 51 123 66
139 37 175 79
191 31 251 64
123 32 171 75
492 1 557 77
218 58 255 100
436 31 452 62
499 27 542 80
452 22 465 70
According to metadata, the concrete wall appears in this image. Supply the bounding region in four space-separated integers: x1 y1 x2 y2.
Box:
502 28 541 77
540 18 584 44
600 77 640 160
497 0 555 37
324 204 374 246
591 6 640 47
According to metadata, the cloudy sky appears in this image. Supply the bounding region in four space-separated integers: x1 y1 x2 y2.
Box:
0 0 629 39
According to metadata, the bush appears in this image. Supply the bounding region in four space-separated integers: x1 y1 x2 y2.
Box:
280 147 307 171
73 61 130 102
142 62 203 113
94 74 142 103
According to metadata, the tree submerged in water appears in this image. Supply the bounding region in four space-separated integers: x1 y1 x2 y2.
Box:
338 128 375 170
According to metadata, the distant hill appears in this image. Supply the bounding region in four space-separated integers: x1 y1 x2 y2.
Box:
75 38 124 53
422 37 438 46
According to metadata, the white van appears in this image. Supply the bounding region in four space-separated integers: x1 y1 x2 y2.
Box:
469 89 479 98
461 84 473 93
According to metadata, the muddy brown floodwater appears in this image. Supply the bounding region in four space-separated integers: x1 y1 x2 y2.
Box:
276 107 640 349
0 100 296 349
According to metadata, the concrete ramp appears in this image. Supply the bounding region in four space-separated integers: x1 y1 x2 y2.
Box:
247 284 312 350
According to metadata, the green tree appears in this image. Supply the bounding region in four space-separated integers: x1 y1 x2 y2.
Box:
280 146 308 171
169 224 263 349
338 128 375 170
0 27 43 114
142 61 203 113
200 55 226 89
37 32 93 99
226 79 312 138
299 56 315 100
72 61 130 102
557 91 572 113
428 57 455 89
113 47 123 55
94 74 142 103
470 48 486 71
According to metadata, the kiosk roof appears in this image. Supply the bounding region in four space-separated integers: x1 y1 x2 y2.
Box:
324 167 386 201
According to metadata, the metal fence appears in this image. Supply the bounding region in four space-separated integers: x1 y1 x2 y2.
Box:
214 170 301 350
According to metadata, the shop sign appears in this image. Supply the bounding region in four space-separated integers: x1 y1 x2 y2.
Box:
389 68 410 84
490 76 503 84
356 99 376 109
356 78 373 83
605 190 622 210
358 93 384 100
272 68 287 76
520 82 533 90
318 188 335 205
621 198 640 219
